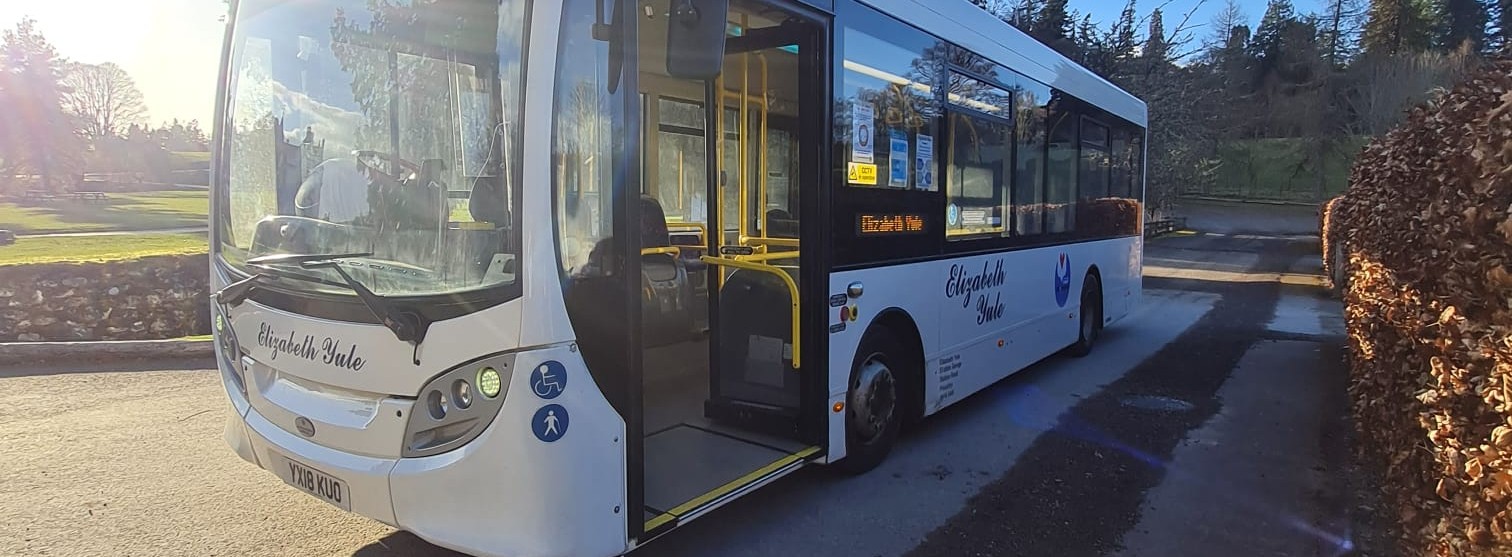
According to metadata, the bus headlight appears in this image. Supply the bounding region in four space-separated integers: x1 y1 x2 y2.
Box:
212 303 246 396
477 367 502 398
402 353 515 458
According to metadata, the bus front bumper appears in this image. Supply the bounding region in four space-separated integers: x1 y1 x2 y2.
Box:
221 343 630 557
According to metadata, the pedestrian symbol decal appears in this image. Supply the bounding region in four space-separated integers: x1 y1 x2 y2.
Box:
532 404 569 442
1054 253 1072 308
530 361 567 400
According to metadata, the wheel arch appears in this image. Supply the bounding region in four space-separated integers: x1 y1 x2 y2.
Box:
861 308 926 424
1083 264 1103 314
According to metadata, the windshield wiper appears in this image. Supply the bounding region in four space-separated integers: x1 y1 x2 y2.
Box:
245 252 432 348
213 254 356 307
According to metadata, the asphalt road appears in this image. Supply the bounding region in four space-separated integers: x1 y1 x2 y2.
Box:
0 205 1362 557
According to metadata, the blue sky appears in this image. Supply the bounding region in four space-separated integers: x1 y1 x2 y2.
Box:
0 0 1331 124
1070 0 1330 44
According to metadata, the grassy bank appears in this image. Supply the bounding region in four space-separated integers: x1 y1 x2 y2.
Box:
1192 137 1371 202
0 190 207 234
0 234 207 266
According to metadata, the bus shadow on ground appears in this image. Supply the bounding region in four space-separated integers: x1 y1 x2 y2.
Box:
353 532 466 557
344 342 1108 557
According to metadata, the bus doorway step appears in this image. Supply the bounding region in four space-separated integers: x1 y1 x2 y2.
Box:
704 397 800 439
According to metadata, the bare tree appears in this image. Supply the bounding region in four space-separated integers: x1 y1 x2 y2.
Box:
1208 0 1247 51
1345 50 1477 135
61 62 148 140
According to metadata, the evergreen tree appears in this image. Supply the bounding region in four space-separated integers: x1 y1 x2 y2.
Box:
1112 0 1138 61
1032 0 1071 44
1146 9 1170 63
1437 0 1489 50
1250 0 1298 67
1010 0 1042 30
1364 0 1436 55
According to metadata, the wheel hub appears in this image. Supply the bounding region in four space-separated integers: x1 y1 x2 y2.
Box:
850 357 896 444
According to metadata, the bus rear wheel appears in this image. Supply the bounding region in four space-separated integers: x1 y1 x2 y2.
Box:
1067 275 1102 357
836 328 908 475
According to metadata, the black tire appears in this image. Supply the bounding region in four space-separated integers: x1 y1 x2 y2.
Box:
835 327 910 475
1066 274 1102 358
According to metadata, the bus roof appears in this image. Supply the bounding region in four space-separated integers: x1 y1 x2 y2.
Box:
859 0 1149 127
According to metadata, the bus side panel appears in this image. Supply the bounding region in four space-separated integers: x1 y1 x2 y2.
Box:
826 237 1140 461
825 265 943 463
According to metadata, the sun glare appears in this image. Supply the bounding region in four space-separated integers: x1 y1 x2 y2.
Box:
0 0 225 124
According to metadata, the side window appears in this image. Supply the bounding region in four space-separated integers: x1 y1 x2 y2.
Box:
1109 126 1132 199
1013 81 1050 237
653 97 708 225
1078 117 1110 201
944 73 1013 239
1045 96 1077 235
839 25 940 190
832 3 945 268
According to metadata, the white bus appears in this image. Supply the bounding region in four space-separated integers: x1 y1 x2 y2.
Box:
210 0 1145 555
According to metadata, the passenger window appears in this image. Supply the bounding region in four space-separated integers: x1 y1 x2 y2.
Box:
1078 118 1110 201
840 25 940 190
944 74 1012 239
1045 98 1077 234
1013 81 1050 237
652 98 708 225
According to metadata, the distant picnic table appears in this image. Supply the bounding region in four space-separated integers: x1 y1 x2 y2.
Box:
22 189 54 201
72 191 108 202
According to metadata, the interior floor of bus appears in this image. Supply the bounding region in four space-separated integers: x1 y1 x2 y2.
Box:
642 337 812 523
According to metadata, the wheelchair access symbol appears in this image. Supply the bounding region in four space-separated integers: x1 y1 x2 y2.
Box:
530 361 567 400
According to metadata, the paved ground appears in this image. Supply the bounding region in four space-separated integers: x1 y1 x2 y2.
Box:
0 203 1372 557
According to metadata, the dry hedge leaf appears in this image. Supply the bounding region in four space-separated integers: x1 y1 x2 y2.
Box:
1330 61 1512 556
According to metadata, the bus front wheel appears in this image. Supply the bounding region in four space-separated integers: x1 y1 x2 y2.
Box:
836 328 909 475
1067 274 1102 357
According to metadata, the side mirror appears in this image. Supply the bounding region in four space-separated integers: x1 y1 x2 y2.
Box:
665 0 729 80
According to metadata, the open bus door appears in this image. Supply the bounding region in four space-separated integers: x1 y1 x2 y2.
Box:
629 0 829 539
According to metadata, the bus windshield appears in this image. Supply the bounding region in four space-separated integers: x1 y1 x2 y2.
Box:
217 0 528 297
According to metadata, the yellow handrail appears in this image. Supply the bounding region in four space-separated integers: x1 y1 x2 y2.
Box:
700 255 801 369
741 236 800 248
734 251 800 263
640 246 681 257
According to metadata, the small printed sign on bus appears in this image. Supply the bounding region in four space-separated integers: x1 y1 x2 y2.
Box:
848 162 878 185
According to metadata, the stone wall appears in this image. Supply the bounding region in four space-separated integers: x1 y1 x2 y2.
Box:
0 254 209 341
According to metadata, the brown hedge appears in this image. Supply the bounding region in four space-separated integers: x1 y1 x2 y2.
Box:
1330 60 1512 555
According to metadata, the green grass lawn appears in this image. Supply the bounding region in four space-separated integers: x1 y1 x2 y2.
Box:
1198 137 1372 202
0 190 208 234
169 151 212 166
0 234 207 266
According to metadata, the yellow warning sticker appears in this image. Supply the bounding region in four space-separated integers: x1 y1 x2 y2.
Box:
848 162 878 185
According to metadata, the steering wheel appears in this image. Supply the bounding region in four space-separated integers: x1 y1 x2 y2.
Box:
353 150 421 181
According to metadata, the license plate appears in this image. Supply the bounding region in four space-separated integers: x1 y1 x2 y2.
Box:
272 452 351 511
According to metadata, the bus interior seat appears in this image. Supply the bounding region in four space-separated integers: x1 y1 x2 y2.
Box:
764 209 800 240
641 196 695 346
467 173 510 228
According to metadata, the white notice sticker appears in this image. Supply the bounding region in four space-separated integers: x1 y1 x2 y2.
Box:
916 134 935 191
852 103 875 164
